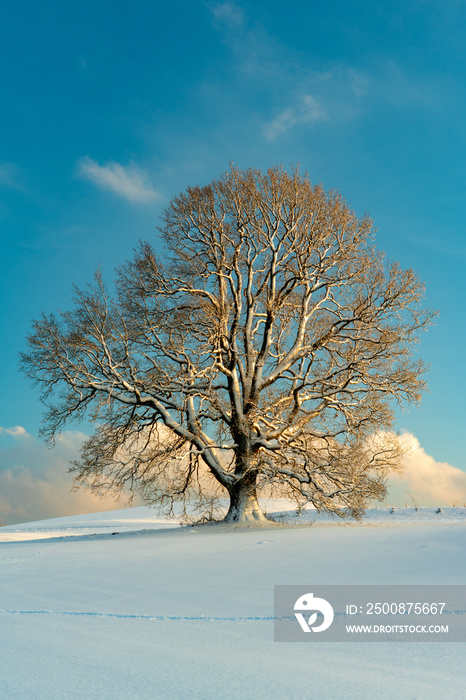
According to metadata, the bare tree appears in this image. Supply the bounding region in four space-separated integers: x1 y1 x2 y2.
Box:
21 166 435 523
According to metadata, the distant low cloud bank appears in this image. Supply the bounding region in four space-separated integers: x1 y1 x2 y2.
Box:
0 427 134 526
386 432 466 507
1 426 465 525
77 157 160 203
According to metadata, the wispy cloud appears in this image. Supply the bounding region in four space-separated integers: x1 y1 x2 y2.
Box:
263 94 327 141
206 4 367 141
0 427 138 525
210 2 244 29
77 157 160 203
387 432 466 506
0 162 22 189
205 0 447 150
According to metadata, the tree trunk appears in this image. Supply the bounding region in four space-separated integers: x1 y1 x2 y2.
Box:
224 471 268 524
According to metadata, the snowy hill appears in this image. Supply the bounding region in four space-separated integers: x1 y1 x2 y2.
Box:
1 502 466 699
3 502 465 542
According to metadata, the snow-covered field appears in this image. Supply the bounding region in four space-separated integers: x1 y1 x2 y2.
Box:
1 502 466 699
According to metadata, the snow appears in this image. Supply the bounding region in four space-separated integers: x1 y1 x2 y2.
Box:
1 502 466 699
0 505 179 542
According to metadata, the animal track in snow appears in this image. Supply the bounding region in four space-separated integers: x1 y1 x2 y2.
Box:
0 548 46 565
0 609 277 621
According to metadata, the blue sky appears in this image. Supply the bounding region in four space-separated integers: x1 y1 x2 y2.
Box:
1 0 466 522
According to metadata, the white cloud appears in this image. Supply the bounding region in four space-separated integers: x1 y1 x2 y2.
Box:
386 432 466 507
77 157 160 203
263 94 327 141
0 426 138 525
0 425 28 437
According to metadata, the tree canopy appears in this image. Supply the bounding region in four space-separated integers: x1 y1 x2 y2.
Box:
21 166 435 523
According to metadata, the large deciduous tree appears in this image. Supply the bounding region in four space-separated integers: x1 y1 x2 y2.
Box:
21 166 435 523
